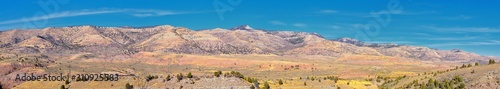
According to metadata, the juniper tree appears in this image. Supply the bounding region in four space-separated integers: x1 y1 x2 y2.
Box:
214 70 222 77
187 72 193 78
65 80 70 85
263 82 270 89
177 73 184 81
166 75 171 81
125 83 133 89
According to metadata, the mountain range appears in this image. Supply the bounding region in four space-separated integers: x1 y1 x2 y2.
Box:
0 25 497 63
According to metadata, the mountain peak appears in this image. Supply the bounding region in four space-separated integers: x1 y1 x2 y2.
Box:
335 37 360 42
333 37 365 46
230 25 253 30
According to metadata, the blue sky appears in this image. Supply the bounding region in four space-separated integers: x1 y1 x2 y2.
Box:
1 0 499 56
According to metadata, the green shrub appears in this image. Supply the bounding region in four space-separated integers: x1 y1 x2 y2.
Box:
125 83 133 89
458 83 466 89
263 82 270 89
166 75 171 81
145 75 158 82
65 80 70 85
187 72 193 78
489 59 496 65
177 73 184 81
214 70 222 77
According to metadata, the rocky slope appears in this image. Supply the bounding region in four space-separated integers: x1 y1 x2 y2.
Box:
0 25 497 62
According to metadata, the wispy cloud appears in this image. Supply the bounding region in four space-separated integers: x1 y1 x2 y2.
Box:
267 21 308 28
129 9 203 17
269 20 287 26
365 41 415 44
426 26 500 33
428 40 500 47
425 36 479 41
363 10 436 17
328 23 365 30
330 25 341 29
0 9 205 25
373 10 436 15
413 33 432 36
318 10 338 14
293 23 307 28
444 15 472 20
0 9 123 25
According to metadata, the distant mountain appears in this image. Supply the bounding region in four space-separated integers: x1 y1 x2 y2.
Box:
332 37 496 62
0 25 497 62
229 25 254 30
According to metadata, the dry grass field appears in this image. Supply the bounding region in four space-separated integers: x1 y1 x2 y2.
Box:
1 52 459 89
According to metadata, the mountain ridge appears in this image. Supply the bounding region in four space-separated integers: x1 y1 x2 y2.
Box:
0 25 497 63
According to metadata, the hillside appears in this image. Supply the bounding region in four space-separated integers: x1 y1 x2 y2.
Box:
0 25 496 62
383 62 500 89
0 25 498 89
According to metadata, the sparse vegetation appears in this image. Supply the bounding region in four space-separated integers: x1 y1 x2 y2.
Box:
459 83 466 89
263 82 270 89
125 83 133 89
166 75 171 81
65 80 70 85
229 71 244 78
461 64 467 68
145 75 159 82
278 79 283 85
176 73 184 82
489 59 496 65
392 75 466 89
60 85 65 89
214 70 222 77
250 85 255 89
187 72 193 78
304 82 307 86
245 77 258 83
475 62 479 66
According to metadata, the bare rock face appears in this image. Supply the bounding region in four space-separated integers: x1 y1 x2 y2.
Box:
0 25 498 62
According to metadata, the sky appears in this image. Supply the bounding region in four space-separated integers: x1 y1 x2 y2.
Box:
1 0 499 56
